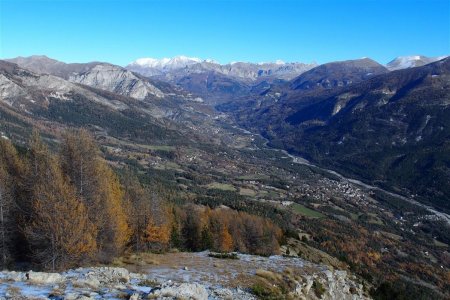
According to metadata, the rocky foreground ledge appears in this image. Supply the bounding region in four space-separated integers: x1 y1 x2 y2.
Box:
0 265 370 299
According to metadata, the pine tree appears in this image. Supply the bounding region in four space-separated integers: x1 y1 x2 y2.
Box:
200 225 213 250
0 139 23 268
0 165 12 268
182 205 202 251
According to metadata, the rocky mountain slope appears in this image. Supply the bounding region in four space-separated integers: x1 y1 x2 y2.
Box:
68 64 165 100
0 59 221 149
6 56 166 100
289 58 388 91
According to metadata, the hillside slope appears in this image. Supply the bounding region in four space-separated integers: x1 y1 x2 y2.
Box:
225 57 450 213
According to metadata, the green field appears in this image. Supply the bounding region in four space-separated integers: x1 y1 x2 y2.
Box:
291 203 325 218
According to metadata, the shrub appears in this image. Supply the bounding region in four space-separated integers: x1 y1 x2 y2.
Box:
313 280 326 298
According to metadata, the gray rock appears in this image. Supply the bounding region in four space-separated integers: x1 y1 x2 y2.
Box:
27 270 64 284
150 282 208 300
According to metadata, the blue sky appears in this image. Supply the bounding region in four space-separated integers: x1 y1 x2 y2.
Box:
1 0 449 66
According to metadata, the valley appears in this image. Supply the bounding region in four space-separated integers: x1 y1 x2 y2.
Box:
0 54 449 299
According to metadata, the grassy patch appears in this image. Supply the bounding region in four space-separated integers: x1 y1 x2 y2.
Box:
113 253 160 266
206 182 236 191
239 188 256 196
236 174 270 181
147 145 176 151
291 203 325 218
350 212 362 220
313 280 326 298
433 239 448 248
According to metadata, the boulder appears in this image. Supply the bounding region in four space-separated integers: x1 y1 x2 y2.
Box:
0 271 26 282
150 282 208 300
27 270 64 284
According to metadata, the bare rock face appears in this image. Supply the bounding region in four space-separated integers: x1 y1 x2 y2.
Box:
0 60 130 111
291 270 369 300
150 282 209 300
69 64 164 100
4 56 166 101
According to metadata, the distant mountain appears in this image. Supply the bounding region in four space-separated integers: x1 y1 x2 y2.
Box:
0 60 128 111
225 57 450 213
0 59 222 149
126 56 316 105
68 64 165 100
126 56 317 81
6 56 165 100
290 58 388 90
127 56 205 76
6 55 102 78
386 55 448 71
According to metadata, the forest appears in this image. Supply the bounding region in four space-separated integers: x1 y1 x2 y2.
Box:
0 129 282 271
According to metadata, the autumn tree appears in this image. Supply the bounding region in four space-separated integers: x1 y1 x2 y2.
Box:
145 219 171 252
60 129 130 259
219 226 233 253
143 191 172 251
25 132 97 270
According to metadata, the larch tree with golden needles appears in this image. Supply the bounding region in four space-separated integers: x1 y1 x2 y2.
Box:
25 131 97 270
219 226 234 253
144 192 172 251
60 129 130 258
96 163 131 256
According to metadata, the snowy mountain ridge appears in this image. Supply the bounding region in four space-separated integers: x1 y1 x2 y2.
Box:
386 55 448 71
126 56 317 81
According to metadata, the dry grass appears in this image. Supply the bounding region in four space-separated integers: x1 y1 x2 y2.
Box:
6 286 22 296
113 252 160 267
255 269 282 282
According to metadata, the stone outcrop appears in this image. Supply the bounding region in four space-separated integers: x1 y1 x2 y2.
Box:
0 264 369 299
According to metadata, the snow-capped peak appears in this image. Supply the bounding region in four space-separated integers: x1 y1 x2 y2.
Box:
128 56 203 70
132 58 170 68
386 55 447 71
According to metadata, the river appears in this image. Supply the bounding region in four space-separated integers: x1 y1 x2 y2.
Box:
241 128 450 225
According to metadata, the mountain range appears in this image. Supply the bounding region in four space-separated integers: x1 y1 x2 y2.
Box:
126 55 317 81
220 56 450 213
3 53 449 213
1 53 450 298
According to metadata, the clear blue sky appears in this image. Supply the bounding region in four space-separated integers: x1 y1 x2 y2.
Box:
1 0 449 66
